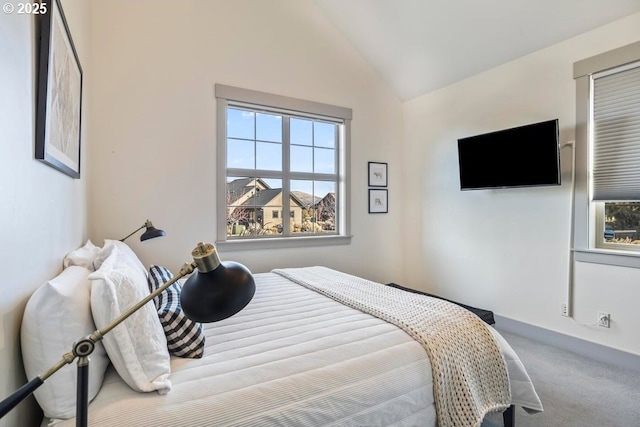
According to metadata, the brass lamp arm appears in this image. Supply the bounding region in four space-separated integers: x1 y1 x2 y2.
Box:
0 261 196 422
119 222 148 242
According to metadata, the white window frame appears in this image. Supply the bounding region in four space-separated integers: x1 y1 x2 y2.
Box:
573 41 640 268
215 84 352 250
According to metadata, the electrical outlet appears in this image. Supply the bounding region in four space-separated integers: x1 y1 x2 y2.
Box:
598 312 610 328
561 302 569 317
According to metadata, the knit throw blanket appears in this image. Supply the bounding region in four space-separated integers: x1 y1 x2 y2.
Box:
273 267 511 427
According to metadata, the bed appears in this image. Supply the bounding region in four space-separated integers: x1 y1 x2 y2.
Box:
22 241 542 427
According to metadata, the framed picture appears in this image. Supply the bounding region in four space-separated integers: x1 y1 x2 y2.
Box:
368 189 388 214
35 0 83 178
368 162 388 187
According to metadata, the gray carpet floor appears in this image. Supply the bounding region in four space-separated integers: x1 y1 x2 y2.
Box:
481 331 640 427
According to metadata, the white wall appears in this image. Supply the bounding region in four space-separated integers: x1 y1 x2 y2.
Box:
0 1 91 425
402 13 640 356
88 0 404 283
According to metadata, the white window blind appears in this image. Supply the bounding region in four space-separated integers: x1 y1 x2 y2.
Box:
592 63 640 201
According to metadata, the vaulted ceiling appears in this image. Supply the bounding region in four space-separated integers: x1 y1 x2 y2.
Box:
313 0 640 100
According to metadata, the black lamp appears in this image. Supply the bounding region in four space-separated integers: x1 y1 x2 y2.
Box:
0 241 255 427
180 243 256 323
119 220 166 242
181 243 255 322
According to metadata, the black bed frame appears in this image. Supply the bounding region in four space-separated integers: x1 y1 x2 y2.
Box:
503 405 515 427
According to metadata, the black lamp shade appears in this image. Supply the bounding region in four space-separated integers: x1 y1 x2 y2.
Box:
180 261 255 323
140 225 165 241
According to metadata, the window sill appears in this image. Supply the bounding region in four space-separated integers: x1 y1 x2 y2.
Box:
216 235 352 251
573 248 640 269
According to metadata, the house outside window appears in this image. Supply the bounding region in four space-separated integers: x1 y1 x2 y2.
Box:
215 85 352 249
573 41 640 266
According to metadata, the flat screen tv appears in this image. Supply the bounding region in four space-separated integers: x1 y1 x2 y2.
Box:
457 119 560 190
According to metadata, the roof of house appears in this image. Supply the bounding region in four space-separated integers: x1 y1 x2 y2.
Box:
227 177 254 194
238 188 282 208
237 188 309 209
316 192 335 206
227 177 271 204
292 191 321 206
228 178 327 209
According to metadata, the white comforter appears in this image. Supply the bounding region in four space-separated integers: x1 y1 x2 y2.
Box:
47 271 541 427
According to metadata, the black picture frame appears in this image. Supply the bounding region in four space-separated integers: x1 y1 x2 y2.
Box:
368 189 388 214
368 162 388 187
35 0 83 178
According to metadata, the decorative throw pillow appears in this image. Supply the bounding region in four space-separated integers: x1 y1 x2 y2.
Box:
89 245 171 393
147 265 205 358
21 266 109 420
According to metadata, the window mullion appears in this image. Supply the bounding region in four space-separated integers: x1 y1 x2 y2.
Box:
282 116 291 237
253 113 257 170
227 168 284 180
289 172 336 181
334 123 341 235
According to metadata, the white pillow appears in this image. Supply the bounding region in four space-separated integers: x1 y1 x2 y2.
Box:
21 266 110 420
89 244 171 393
63 240 101 270
93 239 147 277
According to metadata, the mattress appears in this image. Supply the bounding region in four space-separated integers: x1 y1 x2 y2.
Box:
45 271 541 427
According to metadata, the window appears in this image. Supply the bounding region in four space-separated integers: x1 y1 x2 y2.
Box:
215 85 352 248
591 63 640 252
574 41 640 265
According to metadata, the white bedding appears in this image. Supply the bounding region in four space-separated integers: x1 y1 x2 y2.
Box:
274 267 510 427
45 271 541 427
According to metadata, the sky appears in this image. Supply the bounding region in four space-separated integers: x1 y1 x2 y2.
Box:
226 107 337 197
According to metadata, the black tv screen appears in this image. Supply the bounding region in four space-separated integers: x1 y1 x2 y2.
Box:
457 119 560 190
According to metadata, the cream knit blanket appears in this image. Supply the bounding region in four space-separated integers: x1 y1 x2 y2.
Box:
273 267 511 427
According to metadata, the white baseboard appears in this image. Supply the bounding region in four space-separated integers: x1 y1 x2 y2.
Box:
494 314 640 373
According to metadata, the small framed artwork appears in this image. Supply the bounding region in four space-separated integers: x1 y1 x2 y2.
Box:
369 189 388 214
368 162 388 187
35 0 83 178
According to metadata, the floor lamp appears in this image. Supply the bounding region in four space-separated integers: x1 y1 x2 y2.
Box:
0 241 255 427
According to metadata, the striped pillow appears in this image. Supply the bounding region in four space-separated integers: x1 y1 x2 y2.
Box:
147 265 205 358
